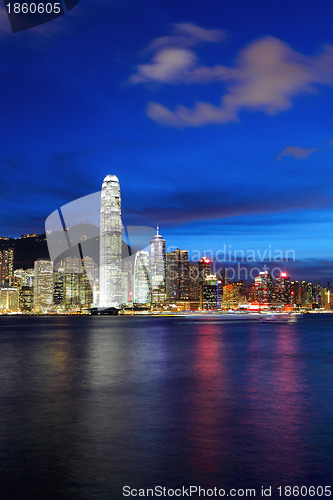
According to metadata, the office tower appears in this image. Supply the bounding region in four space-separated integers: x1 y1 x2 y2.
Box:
19 286 33 312
134 251 150 304
25 269 34 287
0 248 14 284
14 268 25 285
322 282 332 310
166 249 189 301
255 271 274 303
33 259 53 312
313 280 322 308
123 257 134 304
53 267 65 306
220 268 229 287
188 262 200 301
119 271 128 305
303 281 314 305
244 283 256 302
222 283 241 309
202 274 222 310
198 257 211 283
290 281 300 305
275 272 291 305
99 175 122 308
8 276 22 288
80 257 94 308
63 257 81 309
150 226 166 304
0 287 19 312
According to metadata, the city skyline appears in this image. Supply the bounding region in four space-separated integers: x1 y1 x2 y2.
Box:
1 0 333 284
0 170 332 314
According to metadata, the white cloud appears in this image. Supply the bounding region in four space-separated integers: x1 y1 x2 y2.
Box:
277 146 319 161
130 48 197 84
131 28 333 127
147 22 225 51
130 22 226 85
147 101 237 127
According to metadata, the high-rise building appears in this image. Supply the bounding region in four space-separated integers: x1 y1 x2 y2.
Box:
275 272 291 304
150 226 166 304
222 283 240 309
99 175 122 308
0 248 14 284
198 257 211 284
166 249 189 301
80 257 94 308
19 286 33 311
322 282 332 310
134 251 150 304
123 257 134 304
255 271 274 303
14 268 34 288
33 259 53 312
202 274 222 310
188 262 200 301
0 287 19 312
53 267 65 306
63 257 81 309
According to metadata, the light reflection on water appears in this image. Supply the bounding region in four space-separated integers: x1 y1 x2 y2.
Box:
0 315 332 499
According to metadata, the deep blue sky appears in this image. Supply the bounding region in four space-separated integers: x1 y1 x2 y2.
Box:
1 0 333 281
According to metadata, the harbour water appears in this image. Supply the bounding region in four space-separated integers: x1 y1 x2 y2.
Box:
0 315 332 499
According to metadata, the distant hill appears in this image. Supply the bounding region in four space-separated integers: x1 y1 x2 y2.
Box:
0 225 132 270
0 234 49 269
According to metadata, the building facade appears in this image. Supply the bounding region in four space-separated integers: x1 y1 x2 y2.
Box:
166 249 189 301
150 226 166 304
33 259 53 312
99 175 122 308
134 251 150 304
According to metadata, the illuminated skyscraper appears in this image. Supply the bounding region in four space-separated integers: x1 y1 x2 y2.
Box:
33 258 53 312
81 256 94 308
255 271 274 303
198 257 211 284
14 268 34 287
0 288 19 312
150 226 166 304
19 286 33 312
202 274 222 310
166 249 189 300
0 248 14 284
275 272 291 304
63 257 81 309
99 175 122 308
188 262 200 301
53 267 65 307
134 251 150 304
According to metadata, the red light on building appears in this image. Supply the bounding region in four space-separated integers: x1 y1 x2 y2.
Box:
281 272 287 277
249 303 260 310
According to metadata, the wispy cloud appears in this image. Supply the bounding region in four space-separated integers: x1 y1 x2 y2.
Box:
131 27 333 127
147 22 225 51
276 145 319 161
130 23 225 85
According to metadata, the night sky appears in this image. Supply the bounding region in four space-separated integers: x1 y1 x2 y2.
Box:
1 0 333 281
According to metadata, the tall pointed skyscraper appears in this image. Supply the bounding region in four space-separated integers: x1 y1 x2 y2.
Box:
99 175 122 308
150 225 166 304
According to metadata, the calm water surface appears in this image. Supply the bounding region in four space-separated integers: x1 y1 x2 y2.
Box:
0 315 332 499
